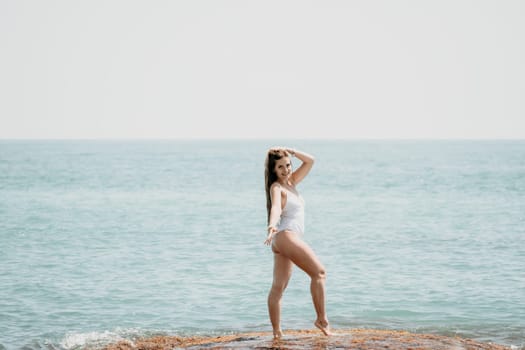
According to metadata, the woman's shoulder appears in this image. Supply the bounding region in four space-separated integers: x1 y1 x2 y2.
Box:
270 182 290 195
270 182 282 191
271 181 297 193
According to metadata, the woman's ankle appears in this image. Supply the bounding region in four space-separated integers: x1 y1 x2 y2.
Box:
273 329 283 339
314 319 332 336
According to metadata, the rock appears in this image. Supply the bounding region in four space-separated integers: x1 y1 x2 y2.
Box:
102 329 511 350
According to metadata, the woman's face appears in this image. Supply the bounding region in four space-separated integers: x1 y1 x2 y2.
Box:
273 156 292 183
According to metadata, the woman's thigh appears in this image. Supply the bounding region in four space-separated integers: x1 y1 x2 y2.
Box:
274 231 325 278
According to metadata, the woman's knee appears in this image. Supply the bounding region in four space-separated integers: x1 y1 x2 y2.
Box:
312 267 326 281
269 282 287 297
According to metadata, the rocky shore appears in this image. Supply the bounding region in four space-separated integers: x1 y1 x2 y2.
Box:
102 328 512 350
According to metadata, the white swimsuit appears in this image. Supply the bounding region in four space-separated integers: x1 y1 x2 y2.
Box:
276 185 305 236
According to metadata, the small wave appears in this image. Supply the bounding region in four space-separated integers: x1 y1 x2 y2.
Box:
58 327 241 350
60 329 144 350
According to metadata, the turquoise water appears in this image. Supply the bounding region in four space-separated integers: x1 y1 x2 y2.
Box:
0 140 524 349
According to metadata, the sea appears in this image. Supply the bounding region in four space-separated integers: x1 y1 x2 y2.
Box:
0 140 524 350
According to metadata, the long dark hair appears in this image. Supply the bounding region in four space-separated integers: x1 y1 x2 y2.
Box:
264 149 291 223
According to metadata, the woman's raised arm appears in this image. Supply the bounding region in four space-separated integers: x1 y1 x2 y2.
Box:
288 148 315 185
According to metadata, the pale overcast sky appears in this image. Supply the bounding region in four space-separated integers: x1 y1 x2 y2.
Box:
1 1 524 139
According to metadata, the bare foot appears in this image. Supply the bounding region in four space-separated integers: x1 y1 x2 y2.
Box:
314 319 333 336
273 329 283 339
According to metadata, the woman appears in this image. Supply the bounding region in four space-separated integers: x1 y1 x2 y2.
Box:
264 146 331 339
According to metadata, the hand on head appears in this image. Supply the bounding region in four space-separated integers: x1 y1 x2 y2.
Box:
268 146 294 156
269 146 285 152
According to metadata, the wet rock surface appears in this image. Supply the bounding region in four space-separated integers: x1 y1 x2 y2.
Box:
102 329 512 350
